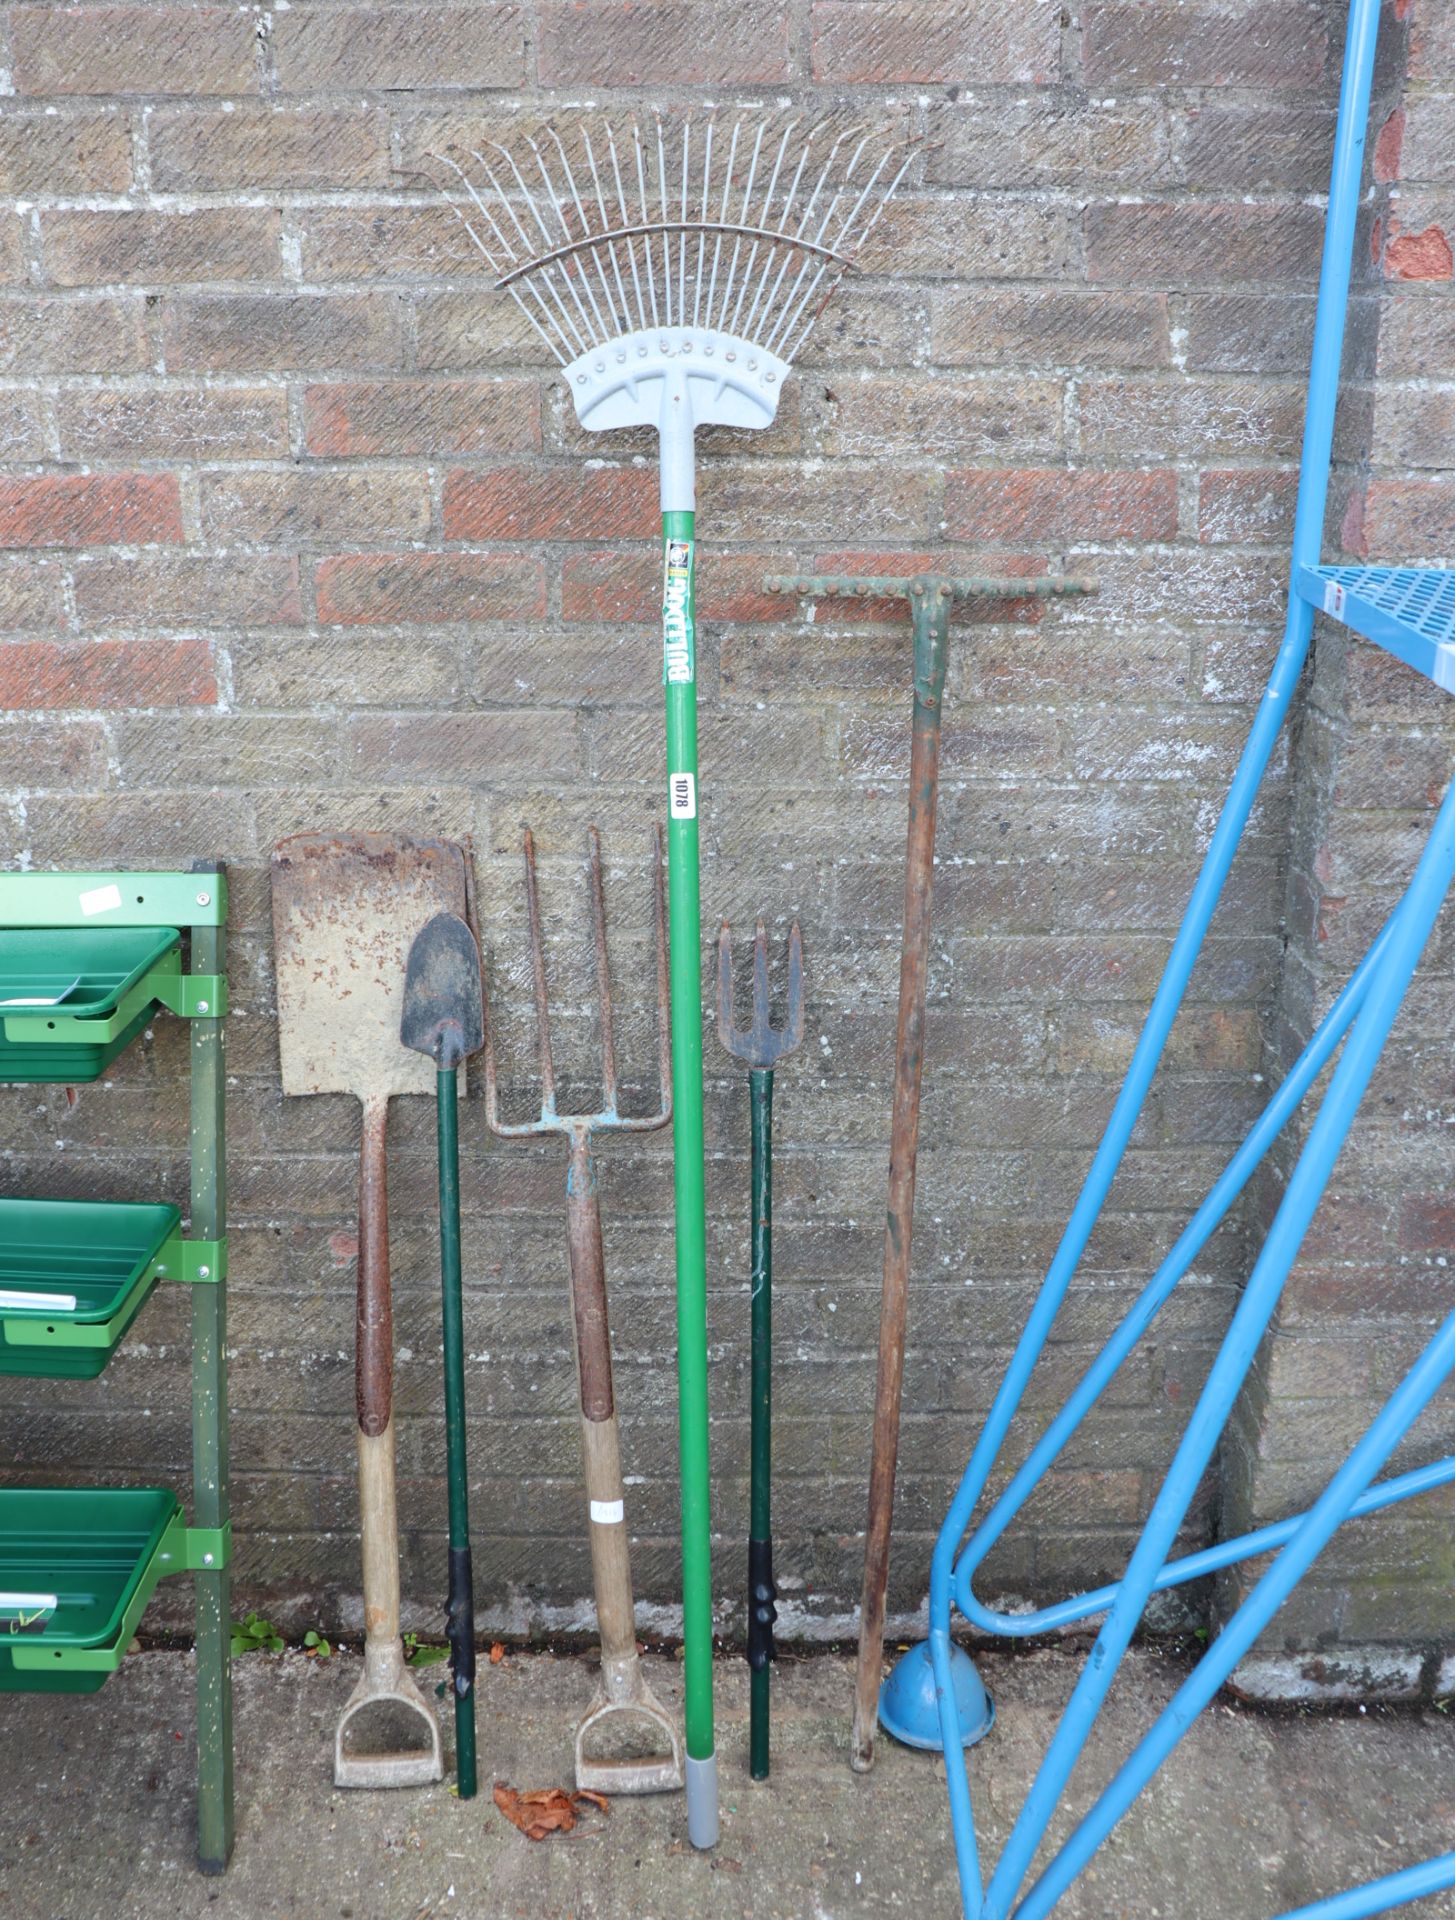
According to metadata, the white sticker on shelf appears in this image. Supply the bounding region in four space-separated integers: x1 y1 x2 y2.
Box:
0 1290 76 1312
78 883 122 917
1323 580 1346 618
669 772 696 820
590 1499 625 1525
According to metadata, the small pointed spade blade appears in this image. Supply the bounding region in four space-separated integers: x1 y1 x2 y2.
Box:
401 912 484 1071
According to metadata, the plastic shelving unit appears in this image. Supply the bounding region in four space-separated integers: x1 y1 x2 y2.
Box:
0 866 233 1872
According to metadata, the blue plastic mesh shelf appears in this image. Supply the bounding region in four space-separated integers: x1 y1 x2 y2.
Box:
1297 564 1455 691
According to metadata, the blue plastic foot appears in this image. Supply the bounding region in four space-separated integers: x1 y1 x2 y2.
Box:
878 1640 995 1752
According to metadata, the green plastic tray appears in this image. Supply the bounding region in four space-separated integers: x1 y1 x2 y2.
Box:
0 1199 181 1379
0 1487 183 1694
0 926 181 1083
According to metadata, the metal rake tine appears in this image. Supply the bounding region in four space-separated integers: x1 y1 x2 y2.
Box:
522 827 558 1121
752 917 772 1044
587 824 618 1116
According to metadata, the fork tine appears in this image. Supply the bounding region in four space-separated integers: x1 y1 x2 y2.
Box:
752 917 772 1053
522 828 557 1119
588 824 618 1114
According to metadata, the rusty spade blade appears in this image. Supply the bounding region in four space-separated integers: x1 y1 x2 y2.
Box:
401 913 484 1072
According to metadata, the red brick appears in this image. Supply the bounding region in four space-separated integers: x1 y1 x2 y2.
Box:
0 719 109 789
1198 470 1298 545
10 6 260 96
1374 107 1406 185
443 466 656 543
162 293 404 373
696 465 933 543
304 377 540 458
273 6 526 90
0 474 182 550
200 470 431 546
1078 377 1304 462
1083 4 1326 88
1385 222 1454 281
316 552 545 624
0 109 133 192
931 288 1170 369
1087 202 1324 287
812 1 1057 83
55 385 289 462
150 107 392 192
43 209 281 288
538 4 788 84
0 295 149 375
0 638 216 709
72 553 302 627
944 469 1177 544
413 290 562 371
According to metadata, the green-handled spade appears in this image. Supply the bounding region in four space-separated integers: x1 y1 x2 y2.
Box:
716 919 804 1781
401 911 486 1800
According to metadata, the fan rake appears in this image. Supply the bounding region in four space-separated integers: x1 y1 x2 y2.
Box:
437 113 913 1851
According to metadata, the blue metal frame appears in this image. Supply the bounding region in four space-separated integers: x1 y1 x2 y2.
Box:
919 1 1455 1912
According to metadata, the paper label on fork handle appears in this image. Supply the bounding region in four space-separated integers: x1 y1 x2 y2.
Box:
669 772 696 821
590 1500 625 1525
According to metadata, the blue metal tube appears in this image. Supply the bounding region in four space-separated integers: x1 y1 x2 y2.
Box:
954 918 1392 1636
1003 764 1455 1920
1274 1855 1455 1920
962 1451 1455 1635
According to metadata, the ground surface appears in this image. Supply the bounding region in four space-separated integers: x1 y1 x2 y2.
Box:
2 1645 1454 1919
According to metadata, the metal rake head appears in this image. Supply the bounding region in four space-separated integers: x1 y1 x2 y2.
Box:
433 114 914 369
716 918 805 1072
484 824 671 1143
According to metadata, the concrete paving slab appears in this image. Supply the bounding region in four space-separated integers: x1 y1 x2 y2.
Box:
2 1645 1454 1919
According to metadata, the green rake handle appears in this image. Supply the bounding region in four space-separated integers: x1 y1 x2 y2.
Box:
747 1064 775 1782
662 508 717 1846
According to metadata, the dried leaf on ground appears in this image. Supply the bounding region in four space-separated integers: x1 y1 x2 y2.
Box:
489 1642 505 1665
492 1783 610 1842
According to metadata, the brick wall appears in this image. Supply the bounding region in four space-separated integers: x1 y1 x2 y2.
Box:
0 0 1442 1660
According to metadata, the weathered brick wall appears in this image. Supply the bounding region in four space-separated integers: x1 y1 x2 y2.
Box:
1221 0 1455 1696
0 0 1438 1658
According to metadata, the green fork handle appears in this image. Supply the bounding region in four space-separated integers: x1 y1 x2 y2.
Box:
436 1066 477 1799
747 1064 777 1781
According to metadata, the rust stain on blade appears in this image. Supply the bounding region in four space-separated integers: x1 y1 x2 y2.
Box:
271 833 470 1102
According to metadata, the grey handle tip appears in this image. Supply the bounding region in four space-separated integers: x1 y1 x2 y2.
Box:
685 1752 719 1849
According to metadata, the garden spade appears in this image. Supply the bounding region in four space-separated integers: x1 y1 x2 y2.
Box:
401 912 485 1799
271 832 470 1789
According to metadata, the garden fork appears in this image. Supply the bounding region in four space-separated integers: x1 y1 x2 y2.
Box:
716 918 805 1779
484 824 684 1796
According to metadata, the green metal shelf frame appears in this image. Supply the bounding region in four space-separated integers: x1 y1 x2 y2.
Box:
0 862 233 1872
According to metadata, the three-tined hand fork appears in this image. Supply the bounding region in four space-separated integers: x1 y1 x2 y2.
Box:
716 918 805 1781
484 824 684 1795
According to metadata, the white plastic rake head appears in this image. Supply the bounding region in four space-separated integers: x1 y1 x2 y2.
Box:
436 116 913 509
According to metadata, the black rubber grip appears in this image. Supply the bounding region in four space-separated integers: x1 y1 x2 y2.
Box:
747 1536 777 1672
446 1544 476 1700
